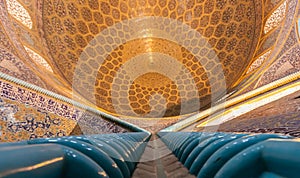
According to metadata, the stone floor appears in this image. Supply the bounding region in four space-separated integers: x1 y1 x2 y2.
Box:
132 136 195 178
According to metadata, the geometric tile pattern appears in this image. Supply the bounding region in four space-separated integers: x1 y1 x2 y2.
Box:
42 0 261 117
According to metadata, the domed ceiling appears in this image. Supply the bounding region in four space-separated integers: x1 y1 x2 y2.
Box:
41 0 262 118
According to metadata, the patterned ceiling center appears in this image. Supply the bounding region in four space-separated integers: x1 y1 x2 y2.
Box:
42 0 261 117
134 72 173 89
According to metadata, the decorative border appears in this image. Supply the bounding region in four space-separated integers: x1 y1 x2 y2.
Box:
0 80 82 121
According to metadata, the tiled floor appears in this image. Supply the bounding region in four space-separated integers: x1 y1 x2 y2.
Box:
132 136 195 178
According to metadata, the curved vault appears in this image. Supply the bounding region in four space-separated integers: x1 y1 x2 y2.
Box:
41 0 262 118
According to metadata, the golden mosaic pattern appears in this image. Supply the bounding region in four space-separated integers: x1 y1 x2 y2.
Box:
0 78 129 142
0 0 298 133
94 38 215 116
233 0 299 96
0 98 76 142
247 50 272 74
0 0 73 97
42 0 259 117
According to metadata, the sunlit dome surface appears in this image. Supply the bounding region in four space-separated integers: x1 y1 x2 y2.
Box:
39 0 261 118
2 0 293 119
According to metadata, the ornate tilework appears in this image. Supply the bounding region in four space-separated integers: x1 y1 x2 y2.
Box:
0 97 76 142
41 0 261 117
0 1 72 97
0 47 46 88
265 0 286 15
0 78 128 142
196 90 300 137
0 80 82 121
235 0 299 95
264 0 287 34
258 44 300 86
0 0 299 133
6 0 33 29
78 112 128 134
247 50 272 74
0 23 17 54
256 28 281 55
275 26 298 59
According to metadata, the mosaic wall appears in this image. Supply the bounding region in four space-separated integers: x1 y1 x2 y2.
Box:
0 97 76 141
258 44 300 87
122 116 187 133
265 0 287 15
196 90 300 137
0 79 128 142
256 0 300 88
0 47 46 88
234 0 299 96
0 0 73 97
0 0 299 128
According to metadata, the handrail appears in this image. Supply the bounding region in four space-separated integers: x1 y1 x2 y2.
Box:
158 132 296 177
0 133 150 178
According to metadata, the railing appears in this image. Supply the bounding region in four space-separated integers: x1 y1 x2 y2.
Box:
158 132 300 178
0 133 150 178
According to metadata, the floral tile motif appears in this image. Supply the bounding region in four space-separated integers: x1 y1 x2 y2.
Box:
0 80 82 121
0 79 128 142
236 0 299 95
78 112 128 135
0 97 76 142
0 47 47 88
